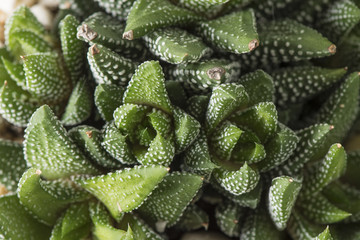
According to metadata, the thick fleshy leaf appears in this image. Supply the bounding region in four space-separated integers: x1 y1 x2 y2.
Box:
186 95 209 123
171 59 241 94
0 139 26 192
2 57 26 90
119 214 164 240
173 107 201 153
23 53 71 103
0 194 51 240
87 44 138 86
95 84 125 122
123 61 173 115
215 200 246 237
175 204 209 231
61 77 93 126
313 72 360 152
273 66 346 108
196 9 259 54
69 125 122 169
24 105 100 180
237 69 275 106
213 162 260 195
102 122 137 165
78 12 146 59
240 207 285 240
50 213 91 240
143 28 212 64
287 210 325 240
302 143 347 197
138 172 203 228
94 0 136 20
206 83 249 134
60 14 85 85
179 0 229 15
297 193 351 224
268 176 302 230
11 29 53 55
229 102 278 143
165 80 187 109
60 202 91 237
257 124 298 172
342 150 360 188
315 226 334 240
17 168 74 225
58 0 102 19
78 165 168 220
123 0 203 40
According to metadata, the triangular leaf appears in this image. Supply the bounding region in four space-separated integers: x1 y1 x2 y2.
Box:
215 200 246 237
95 84 125 122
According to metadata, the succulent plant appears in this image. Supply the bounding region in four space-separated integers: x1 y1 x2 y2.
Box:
1 1 360 240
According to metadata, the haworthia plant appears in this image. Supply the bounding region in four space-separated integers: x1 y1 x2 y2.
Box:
1 0 360 239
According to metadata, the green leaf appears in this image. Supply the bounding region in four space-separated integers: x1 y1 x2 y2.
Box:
93 0 136 20
171 59 241 94
60 14 85 85
213 162 260 195
215 200 246 237
144 27 212 64
237 70 275 106
59 0 103 19
315 226 334 240
302 143 347 197
0 139 26 192
287 210 325 240
78 165 168 220
61 77 93 126
119 214 164 240
313 72 360 152
197 9 259 54
12 29 53 55
342 150 360 188
5 6 46 58
297 193 351 224
186 95 209 123
257 124 298 172
273 66 346 108
138 172 203 228
24 105 100 179
102 122 137 165
60 202 91 238
173 106 201 153
23 53 71 104
78 12 146 59
268 176 302 230
123 61 173 115
2 57 26 90
179 0 229 15
206 83 249 134
69 125 122 169
165 80 187 109
123 0 203 40
17 168 74 225
95 84 125 122
50 214 91 240
175 204 209 231
0 79 40 127
0 194 51 240
87 44 139 86
241 206 285 240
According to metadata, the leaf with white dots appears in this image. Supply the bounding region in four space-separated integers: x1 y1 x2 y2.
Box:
215 200 246 237
23 52 71 104
95 84 125 122
175 204 209 231
11 29 53 55
302 143 347 197
315 226 334 240
213 162 260 195
93 0 136 20
237 69 275 106
170 59 241 94
78 165 168 220
102 122 137 165
78 12 146 59
119 214 164 240
186 95 209 123
313 72 360 152
144 27 212 64
196 9 259 54
173 106 201 153
87 44 139 86
138 172 203 228
61 77 93 126
123 61 173 115
179 0 229 15
273 66 346 108
0 194 51 240
59 0 102 19
206 83 249 134
287 210 325 240
2 57 26 90
123 0 203 40
24 105 100 180
0 139 26 192
69 125 122 169
60 14 85 85
257 124 298 172
165 80 187 109
297 192 351 224
268 176 302 230
17 168 76 225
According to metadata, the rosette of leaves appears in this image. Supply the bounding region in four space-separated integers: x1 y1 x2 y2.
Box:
0 6 92 127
